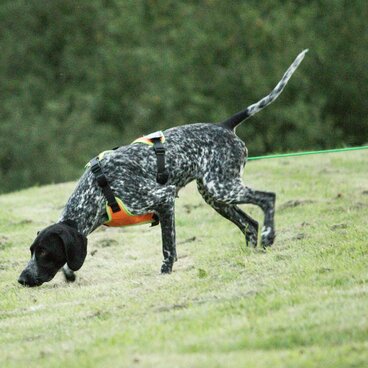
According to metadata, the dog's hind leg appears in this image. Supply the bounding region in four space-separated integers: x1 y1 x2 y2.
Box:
197 180 259 246
201 176 276 247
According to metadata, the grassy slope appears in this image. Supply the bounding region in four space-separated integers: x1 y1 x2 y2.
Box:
0 151 367 368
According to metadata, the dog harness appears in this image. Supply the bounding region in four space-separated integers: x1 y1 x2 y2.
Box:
132 131 169 185
89 131 168 227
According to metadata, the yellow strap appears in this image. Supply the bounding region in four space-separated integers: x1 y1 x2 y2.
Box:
86 131 166 168
85 150 114 168
132 131 165 145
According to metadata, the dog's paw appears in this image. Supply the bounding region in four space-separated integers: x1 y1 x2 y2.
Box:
246 230 258 247
261 226 275 247
161 262 173 274
245 223 258 247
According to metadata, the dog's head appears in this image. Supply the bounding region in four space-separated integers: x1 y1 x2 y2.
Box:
18 221 87 287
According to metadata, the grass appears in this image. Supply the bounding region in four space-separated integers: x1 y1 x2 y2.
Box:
0 150 367 368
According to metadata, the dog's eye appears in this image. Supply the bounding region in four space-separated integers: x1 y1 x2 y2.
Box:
37 249 48 258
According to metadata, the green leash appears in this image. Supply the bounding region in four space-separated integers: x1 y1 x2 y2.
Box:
248 145 368 161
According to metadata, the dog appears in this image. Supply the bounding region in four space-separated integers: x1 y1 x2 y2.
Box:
18 50 308 287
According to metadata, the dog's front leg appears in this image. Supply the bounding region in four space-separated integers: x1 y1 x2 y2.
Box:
62 264 76 282
157 203 176 274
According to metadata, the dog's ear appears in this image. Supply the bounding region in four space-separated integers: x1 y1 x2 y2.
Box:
57 223 88 271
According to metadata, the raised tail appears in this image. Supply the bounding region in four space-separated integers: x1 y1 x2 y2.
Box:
220 49 308 131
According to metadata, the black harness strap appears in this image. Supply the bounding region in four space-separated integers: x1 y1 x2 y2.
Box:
90 158 120 213
89 133 168 221
151 138 169 185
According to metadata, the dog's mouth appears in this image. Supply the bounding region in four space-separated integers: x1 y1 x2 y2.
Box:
18 275 44 287
18 268 56 287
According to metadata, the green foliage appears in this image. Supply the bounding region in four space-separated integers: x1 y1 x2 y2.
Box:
0 0 367 192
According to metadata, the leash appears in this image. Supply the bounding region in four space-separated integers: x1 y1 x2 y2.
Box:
248 145 368 161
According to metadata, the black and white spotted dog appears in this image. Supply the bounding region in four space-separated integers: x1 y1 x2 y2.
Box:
18 50 308 287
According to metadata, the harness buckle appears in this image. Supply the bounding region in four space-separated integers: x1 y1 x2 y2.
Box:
90 162 100 174
97 174 108 187
109 202 121 213
157 171 169 185
151 138 168 184
151 213 160 227
90 158 109 187
153 145 165 155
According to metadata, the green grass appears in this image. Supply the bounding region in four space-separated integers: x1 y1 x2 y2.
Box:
0 151 367 368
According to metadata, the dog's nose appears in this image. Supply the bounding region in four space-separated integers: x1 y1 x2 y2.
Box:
18 270 36 287
18 274 28 286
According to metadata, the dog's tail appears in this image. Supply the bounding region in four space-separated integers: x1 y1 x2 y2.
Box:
220 49 308 131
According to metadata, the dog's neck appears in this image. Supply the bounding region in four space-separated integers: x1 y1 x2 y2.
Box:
59 172 106 236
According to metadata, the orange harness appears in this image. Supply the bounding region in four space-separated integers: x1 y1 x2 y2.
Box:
104 198 157 227
89 131 165 228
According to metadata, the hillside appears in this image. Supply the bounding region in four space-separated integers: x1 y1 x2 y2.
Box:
0 150 367 368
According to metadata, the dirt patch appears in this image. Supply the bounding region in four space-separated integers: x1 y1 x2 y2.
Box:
96 239 119 248
197 268 208 278
330 223 348 230
350 202 367 210
183 203 203 214
0 235 10 250
318 267 333 273
177 236 197 245
274 253 292 261
0 235 9 244
12 219 33 225
319 168 340 174
278 199 315 210
84 310 111 320
156 303 188 313
292 233 306 241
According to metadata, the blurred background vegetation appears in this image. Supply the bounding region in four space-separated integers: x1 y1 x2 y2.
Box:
0 0 367 193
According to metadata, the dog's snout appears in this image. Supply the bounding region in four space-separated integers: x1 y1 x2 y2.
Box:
18 272 35 287
18 273 28 286
18 269 42 287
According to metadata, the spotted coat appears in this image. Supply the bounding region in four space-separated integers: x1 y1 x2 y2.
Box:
58 50 308 275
